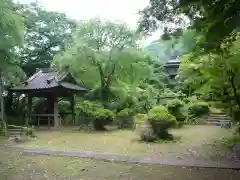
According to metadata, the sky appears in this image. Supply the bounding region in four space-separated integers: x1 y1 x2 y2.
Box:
20 0 161 45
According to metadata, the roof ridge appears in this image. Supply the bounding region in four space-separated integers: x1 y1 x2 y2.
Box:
27 70 42 83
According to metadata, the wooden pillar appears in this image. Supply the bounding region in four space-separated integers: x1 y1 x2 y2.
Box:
70 95 75 125
53 96 59 128
27 95 32 125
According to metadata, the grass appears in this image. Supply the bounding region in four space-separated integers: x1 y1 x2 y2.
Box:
0 125 235 161
0 150 239 180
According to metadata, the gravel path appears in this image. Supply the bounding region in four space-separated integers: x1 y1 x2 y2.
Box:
0 145 239 169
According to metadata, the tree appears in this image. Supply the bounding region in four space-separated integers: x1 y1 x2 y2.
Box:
179 38 240 107
53 18 151 103
16 1 76 75
0 0 24 133
139 0 240 53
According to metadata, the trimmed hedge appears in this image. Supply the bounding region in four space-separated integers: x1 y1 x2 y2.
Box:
116 108 134 129
76 101 115 130
188 102 210 118
167 99 186 125
148 105 176 140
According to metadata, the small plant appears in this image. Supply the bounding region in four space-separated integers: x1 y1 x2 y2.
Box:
148 105 176 140
93 108 115 130
223 135 240 148
23 126 35 137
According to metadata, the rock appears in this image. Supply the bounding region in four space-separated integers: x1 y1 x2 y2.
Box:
232 144 240 159
232 144 240 152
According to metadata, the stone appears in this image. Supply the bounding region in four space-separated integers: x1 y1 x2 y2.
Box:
232 144 240 159
232 144 240 152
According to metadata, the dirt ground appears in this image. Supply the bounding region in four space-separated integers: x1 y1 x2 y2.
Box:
0 150 239 180
1 125 236 161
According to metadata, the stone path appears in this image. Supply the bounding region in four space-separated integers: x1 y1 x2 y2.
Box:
0 146 240 169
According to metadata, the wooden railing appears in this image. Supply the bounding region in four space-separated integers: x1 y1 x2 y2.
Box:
30 114 62 128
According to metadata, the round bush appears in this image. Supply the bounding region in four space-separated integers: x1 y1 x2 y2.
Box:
148 105 176 139
167 99 186 123
116 108 134 129
93 108 115 130
58 100 71 113
188 102 210 117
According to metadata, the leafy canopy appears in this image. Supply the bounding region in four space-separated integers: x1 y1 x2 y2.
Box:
16 1 76 75
53 18 152 102
139 0 240 53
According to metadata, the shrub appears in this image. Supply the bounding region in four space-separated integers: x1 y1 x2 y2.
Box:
76 100 103 117
116 108 134 129
0 119 7 136
188 102 210 118
148 105 176 139
93 108 115 130
58 100 71 114
224 135 240 148
167 99 186 125
76 101 115 130
23 126 35 137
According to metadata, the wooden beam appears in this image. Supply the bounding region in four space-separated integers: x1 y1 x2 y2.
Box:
70 95 75 125
53 96 59 128
27 95 32 126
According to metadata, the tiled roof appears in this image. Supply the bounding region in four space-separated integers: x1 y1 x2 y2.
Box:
12 70 88 92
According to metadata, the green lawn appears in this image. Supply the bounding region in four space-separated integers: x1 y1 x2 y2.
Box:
0 150 239 180
0 125 235 161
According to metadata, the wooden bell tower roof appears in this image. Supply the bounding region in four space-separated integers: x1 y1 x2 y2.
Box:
11 69 88 95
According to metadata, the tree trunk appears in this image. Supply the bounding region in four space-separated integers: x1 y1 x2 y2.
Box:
0 71 6 135
229 72 240 108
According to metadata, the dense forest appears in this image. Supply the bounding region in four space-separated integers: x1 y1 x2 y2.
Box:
0 0 240 142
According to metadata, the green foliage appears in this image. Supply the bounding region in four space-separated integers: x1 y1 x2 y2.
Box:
16 1 76 75
167 99 184 110
148 105 176 139
76 100 114 130
117 108 134 118
58 101 70 114
0 0 24 130
224 135 240 149
92 108 115 131
188 102 210 118
23 126 35 137
94 108 115 120
138 0 239 53
116 108 134 129
167 99 186 126
0 118 7 136
76 100 103 117
53 18 151 103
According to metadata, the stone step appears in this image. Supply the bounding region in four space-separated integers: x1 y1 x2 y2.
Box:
208 116 229 119
206 122 222 125
209 112 226 115
8 129 23 132
9 131 22 134
207 117 232 121
206 120 232 123
207 118 232 121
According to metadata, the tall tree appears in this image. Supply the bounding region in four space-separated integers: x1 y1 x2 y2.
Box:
16 1 76 75
139 0 240 53
53 18 151 103
0 0 24 133
179 38 240 106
